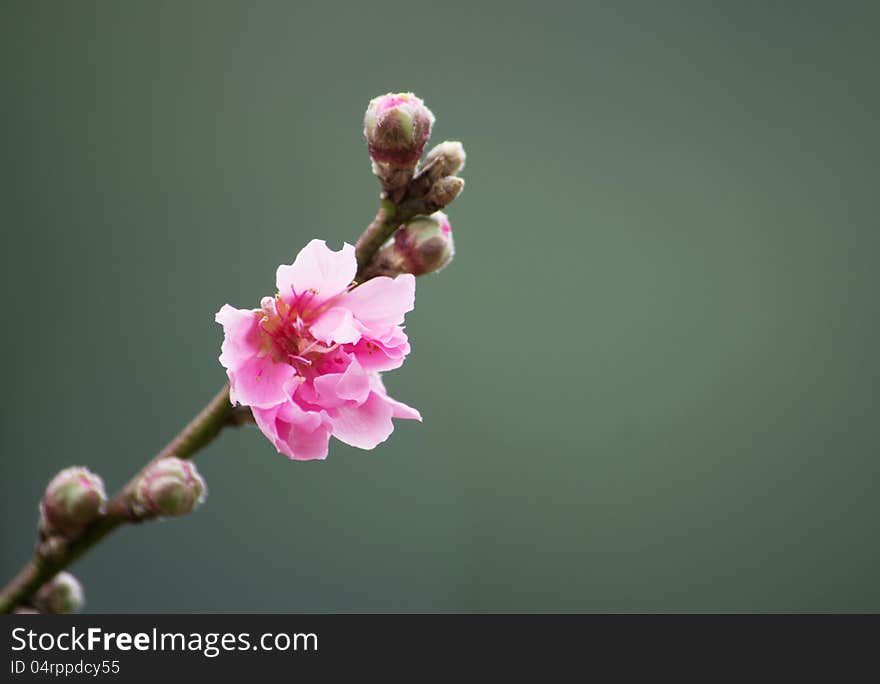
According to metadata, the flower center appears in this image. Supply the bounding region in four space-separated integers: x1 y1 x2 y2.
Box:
258 290 337 371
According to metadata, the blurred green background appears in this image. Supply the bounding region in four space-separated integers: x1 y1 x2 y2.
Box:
2 1 878 612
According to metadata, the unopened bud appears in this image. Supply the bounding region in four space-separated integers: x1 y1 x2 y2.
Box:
396 212 456 275
40 467 107 538
426 176 464 211
133 457 206 518
364 92 435 166
423 141 466 179
34 572 84 614
365 212 455 279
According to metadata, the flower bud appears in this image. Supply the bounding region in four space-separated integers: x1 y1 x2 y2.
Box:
133 457 206 518
34 572 84 614
40 467 107 538
426 176 464 210
364 92 435 166
399 212 455 275
423 141 466 180
370 212 455 277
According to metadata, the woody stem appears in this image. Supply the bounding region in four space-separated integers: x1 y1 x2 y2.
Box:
0 385 235 613
0 198 401 614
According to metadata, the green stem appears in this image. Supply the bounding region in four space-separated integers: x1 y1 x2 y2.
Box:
355 199 398 278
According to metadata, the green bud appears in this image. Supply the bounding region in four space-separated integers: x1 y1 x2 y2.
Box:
35 572 84 614
40 466 107 538
423 141 466 180
369 212 455 277
133 457 206 518
426 176 464 210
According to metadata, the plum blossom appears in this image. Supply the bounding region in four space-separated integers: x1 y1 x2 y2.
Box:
216 239 420 460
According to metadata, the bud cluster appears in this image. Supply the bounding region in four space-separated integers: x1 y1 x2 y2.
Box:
417 140 466 191
24 456 207 611
363 93 467 277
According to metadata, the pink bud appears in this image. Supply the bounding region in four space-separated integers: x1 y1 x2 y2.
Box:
364 92 435 166
40 467 107 538
133 457 206 518
391 212 455 276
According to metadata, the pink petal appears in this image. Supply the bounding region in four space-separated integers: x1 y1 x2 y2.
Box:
383 394 422 421
329 391 395 449
228 355 296 409
309 307 362 345
343 273 415 330
370 373 422 420
349 327 411 371
215 305 261 371
313 357 372 409
276 239 356 304
253 402 332 461
289 376 320 408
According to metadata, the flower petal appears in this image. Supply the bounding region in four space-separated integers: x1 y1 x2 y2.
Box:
215 305 261 371
350 327 410 371
383 394 422 421
309 307 362 345
228 355 296 409
329 391 395 449
276 239 356 304
370 373 422 420
313 357 372 409
343 273 415 329
253 402 332 461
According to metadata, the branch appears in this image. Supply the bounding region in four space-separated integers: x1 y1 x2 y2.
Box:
1 93 464 611
0 190 407 613
0 385 235 613
355 183 456 279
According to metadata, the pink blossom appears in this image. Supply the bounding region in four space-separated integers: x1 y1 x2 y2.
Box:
216 239 421 460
